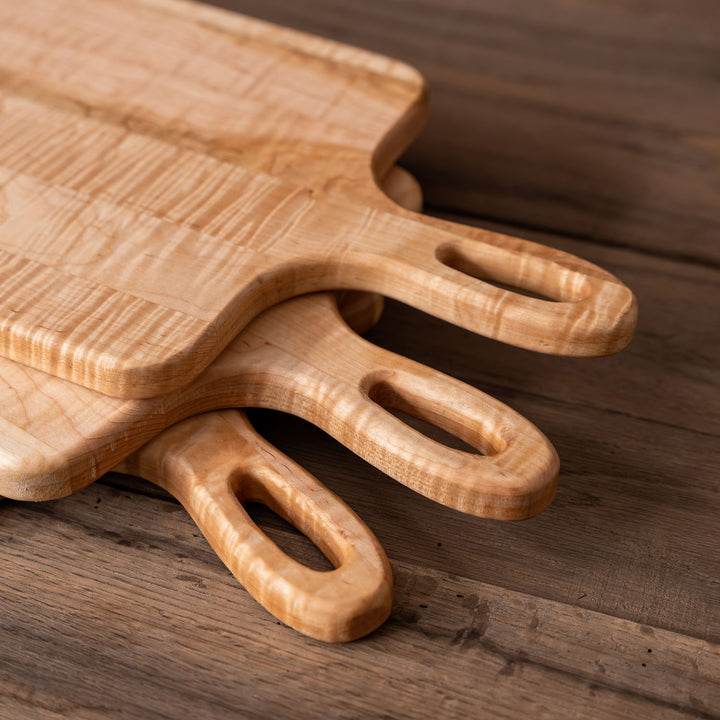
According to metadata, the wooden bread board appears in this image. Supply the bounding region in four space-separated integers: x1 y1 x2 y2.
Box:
104 166 425 643
0 162 558 524
0 0 636 399
0 287 559 520
121 407 394 642
0 168 409 645
0 167 543 640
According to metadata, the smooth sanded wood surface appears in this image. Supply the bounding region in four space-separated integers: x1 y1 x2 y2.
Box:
118 409 394 643
210 0 720 266
0 0 636 397
0 288 559 520
1 2 718 719
0 164 557 521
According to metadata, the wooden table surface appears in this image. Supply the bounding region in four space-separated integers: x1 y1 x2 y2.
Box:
1 1 718 717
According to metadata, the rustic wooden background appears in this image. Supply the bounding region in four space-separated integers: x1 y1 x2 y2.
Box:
1 0 718 718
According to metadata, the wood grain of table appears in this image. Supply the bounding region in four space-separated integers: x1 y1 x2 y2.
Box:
0 0 718 718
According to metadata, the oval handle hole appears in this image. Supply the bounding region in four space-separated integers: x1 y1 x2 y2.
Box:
380 406 480 454
367 378 502 456
232 472 340 572
436 242 590 302
241 500 334 572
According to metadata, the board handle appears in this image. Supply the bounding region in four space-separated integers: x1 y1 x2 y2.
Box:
117 410 392 643
336 208 637 356
358 365 559 519
237 294 559 520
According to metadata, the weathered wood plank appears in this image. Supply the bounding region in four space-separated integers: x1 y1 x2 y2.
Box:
209 0 720 263
1 483 717 719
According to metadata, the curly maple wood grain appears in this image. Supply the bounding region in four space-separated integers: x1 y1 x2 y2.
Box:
0 166 409 644
0 292 558 519
108 167 413 642
0 0 637 398
117 410 393 642
0 2 563 519
333 166 423 335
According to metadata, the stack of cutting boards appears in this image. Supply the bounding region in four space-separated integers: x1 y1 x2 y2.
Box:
0 0 637 641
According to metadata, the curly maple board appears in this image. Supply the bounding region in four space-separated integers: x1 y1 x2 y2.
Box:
103 168 420 644
0 163 559 523
0 288 559 520
0 0 636 398
119 408 395 643
0 169 410 645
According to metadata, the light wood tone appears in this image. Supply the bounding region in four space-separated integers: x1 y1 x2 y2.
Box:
0 48 561 524
99 166 414 642
376 166 424 217
0 168 405 644
0 163 408 503
0 0 636 398
0 1 714 713
353 219 720 640
330 166 424 339
0 290 558 519
118 410 393 642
